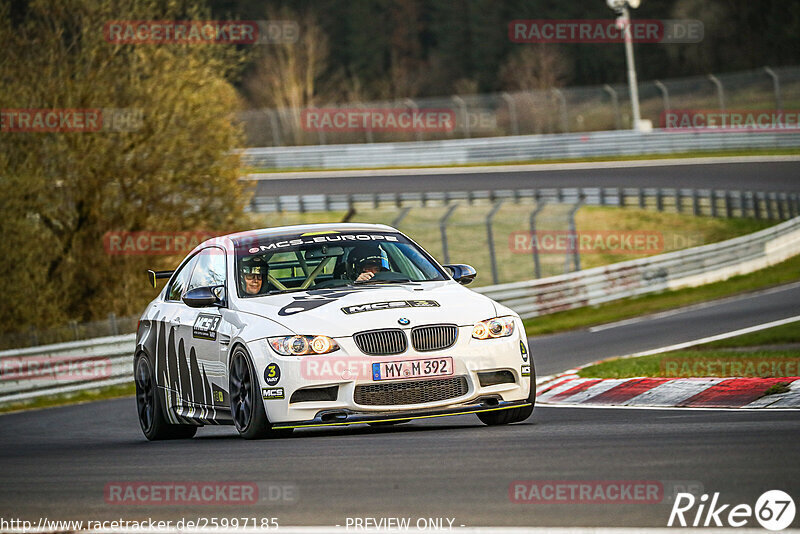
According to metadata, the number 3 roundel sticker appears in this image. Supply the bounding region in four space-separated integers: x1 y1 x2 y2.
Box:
264 363 281 386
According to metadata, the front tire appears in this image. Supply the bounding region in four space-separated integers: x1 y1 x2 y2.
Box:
229 348 292 439
477 362 536 426
135 353 198 440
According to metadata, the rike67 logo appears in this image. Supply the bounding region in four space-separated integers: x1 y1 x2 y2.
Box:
669 490 795 531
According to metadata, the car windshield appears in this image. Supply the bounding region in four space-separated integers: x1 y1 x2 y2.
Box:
233 231 447 297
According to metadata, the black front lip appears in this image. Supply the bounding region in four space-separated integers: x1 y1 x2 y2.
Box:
271 400 531 429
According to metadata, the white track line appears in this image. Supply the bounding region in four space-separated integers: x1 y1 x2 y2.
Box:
616 315 800 360
589 281 800 332
244 155 800 180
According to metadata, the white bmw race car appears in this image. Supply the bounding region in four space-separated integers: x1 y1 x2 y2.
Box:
134 223 535 440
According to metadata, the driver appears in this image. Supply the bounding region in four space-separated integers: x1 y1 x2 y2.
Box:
349 244 390 282
240 257 266 295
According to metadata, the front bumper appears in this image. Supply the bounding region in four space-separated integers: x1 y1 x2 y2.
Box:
250 321 532 424
271 399 532 429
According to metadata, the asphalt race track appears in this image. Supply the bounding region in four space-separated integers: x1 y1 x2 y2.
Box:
252 159 800 197
1 283 799 528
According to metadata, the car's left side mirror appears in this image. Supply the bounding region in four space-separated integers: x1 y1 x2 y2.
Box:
443 264 477 285
183 286 222 308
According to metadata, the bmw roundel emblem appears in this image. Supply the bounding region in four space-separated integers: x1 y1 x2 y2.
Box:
398 317 410 325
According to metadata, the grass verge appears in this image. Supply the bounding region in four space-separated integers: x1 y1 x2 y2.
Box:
523 253 800 336
578 321 800 379
0 382 134 415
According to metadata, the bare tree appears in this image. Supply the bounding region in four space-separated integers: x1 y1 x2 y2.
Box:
243 8 331 145
499 46 570 91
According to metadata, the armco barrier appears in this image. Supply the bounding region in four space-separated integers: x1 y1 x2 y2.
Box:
0 334 134 405
240 130 800 170
475 215 800 318
2 216 799 406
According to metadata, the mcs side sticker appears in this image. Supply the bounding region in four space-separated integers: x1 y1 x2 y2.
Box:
262 387 285 400
521 365 531 377
193 314 221 341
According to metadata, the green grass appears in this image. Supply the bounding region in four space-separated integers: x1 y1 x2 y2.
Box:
251 206 773 288
245 147 799 173
523 253 800 336
702 322 800 348
578 350 800 379
0 382 134 415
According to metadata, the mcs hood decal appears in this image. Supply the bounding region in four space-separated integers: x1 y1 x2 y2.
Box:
277 286 383 316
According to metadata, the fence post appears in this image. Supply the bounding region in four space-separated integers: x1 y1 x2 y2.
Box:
708 74 726 111
403 98 423 142
108 313 118 336
28 326 38 347
753 191 762 220
656 189 664 212
692 189 700 216
552 89 569 133
603 85 621 130
452 96 470 139
565 196 585 272
675 189 682 213
486 200 504 284
268 109 282 146
392 207 411 228
710 190 718 217
764 67 783 113
725 191 733 218
439 204 459 265
618 187 624 207
501 92 519 136
69 320 79 340
529 199 548 279
654 80 670 115
638 188 645 209
777 193 786 220
766 192 775 220
357 102 373 143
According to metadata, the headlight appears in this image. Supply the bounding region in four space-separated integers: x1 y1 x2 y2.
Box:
268 335 339 355
472 317 515 339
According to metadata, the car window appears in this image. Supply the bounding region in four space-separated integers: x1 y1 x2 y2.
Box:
166 254 199 302
234 232 446 296
187 247 227 292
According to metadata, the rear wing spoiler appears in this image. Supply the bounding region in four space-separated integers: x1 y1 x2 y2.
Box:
147 269 174 288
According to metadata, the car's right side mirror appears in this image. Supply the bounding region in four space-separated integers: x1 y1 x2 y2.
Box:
443 264 477 285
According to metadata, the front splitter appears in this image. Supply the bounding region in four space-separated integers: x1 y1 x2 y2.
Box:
271 400 532 429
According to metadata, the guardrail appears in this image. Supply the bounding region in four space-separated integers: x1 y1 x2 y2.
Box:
250 186 800 218
3 216 799 406
0 334 134 405
475 215 800 318
241 130 800 170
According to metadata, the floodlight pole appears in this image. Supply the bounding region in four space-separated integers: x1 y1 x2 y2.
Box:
620 5 643 131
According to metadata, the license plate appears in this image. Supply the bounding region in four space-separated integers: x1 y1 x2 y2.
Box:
372 357 453 381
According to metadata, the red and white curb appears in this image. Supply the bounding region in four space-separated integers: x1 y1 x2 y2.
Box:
536 374 800 409
534 315 800 409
